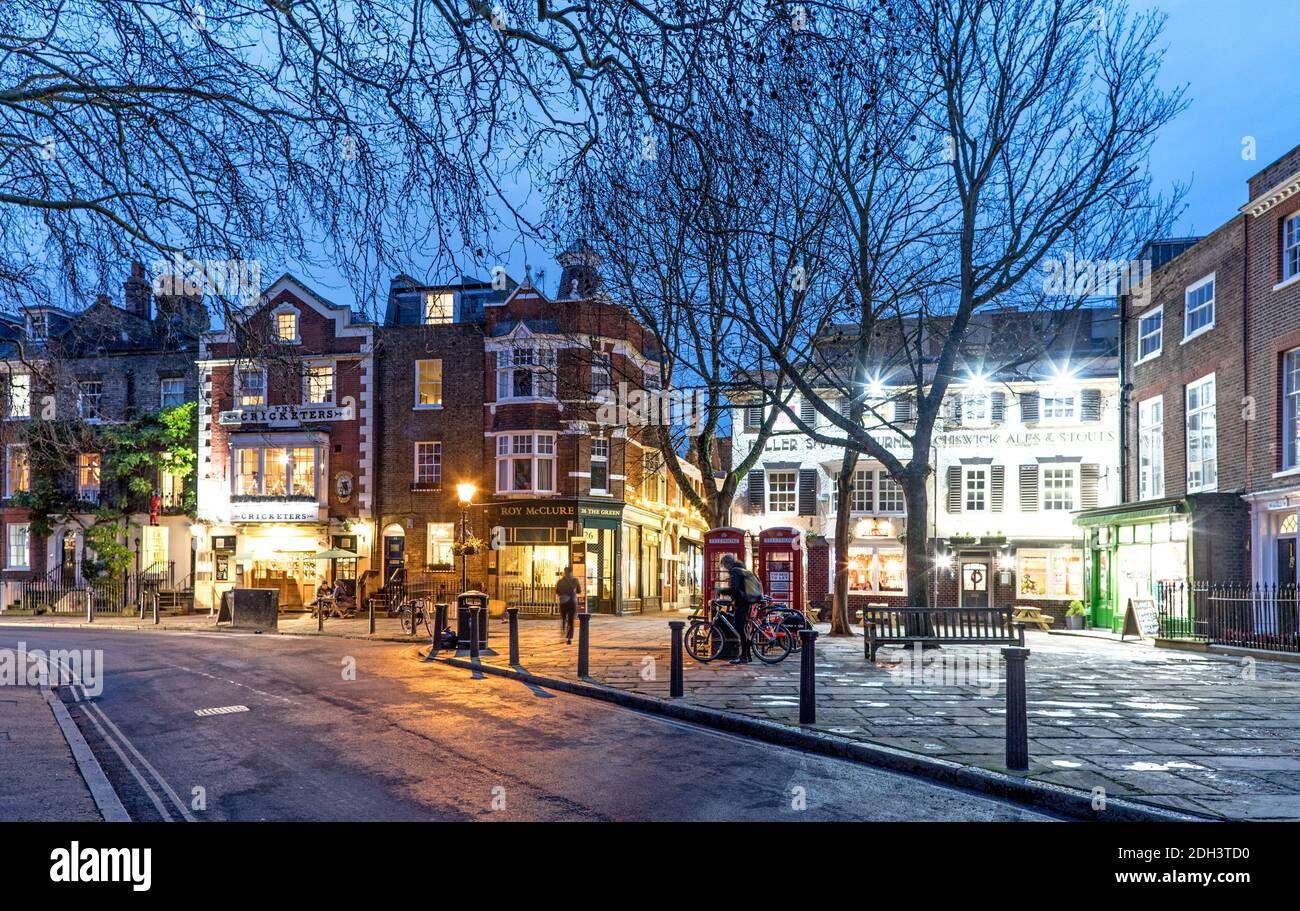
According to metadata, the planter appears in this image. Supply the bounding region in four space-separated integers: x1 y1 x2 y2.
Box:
1065 615 1086 631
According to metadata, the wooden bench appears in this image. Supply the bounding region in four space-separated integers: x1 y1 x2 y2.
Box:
863 605 1025 661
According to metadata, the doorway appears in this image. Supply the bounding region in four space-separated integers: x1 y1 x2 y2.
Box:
960 558 990 608
1278 536 1297 588
60 531 77 584
383 525 406 588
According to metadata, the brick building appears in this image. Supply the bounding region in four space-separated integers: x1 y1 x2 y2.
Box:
0 262 202 608
194 275 375 612
732 306 1120 625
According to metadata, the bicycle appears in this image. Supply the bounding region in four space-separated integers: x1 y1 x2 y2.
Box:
684 598 793 664
396 597 435 636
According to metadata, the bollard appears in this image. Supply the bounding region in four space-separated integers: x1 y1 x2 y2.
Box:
152 591 159 625
476 605 488 648
507 607 520 665
318 601 324 632
1002 646 1031 771
668 620 685 698
435 603 448 648
799 628 818 725
368 599 376 635
86 592 94 624
577 612 591 677
468 608 480 659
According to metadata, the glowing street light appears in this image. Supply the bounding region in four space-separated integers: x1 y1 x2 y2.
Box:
456 482 476 508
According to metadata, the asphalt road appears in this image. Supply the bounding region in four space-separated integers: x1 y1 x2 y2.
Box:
1 627 1056 821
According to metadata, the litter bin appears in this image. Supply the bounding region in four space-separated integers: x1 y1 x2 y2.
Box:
456 591 489 649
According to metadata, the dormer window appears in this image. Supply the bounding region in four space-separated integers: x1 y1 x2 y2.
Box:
26 312 47 340
272 305 300 344
424 291 454 325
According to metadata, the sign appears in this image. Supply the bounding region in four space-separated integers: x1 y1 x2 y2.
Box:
232 500 320 523
219 403 353 427
1121 597 1159 640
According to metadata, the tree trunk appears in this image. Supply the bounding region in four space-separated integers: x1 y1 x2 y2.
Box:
903 474 932 609
830 448 859 635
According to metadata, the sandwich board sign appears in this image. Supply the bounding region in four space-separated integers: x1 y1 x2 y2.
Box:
1121 598 1159 640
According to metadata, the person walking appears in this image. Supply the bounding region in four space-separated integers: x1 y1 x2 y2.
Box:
719 554 762 664
556 565 581 644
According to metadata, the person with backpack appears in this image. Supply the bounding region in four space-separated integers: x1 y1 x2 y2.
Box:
555 565 582 644
719 553 763 664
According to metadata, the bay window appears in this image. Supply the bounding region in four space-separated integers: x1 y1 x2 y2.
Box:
496 346 556 401
1186 373 1217 492
232 445 321 499
496 432 556 493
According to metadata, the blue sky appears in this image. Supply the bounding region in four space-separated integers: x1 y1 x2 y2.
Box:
289 0 1300 311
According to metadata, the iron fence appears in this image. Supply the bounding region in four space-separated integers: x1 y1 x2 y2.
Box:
1157 580 1300 653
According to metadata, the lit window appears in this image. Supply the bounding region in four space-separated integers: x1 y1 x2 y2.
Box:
414 441 442 487
964 466 988 512
1284 350 1300 471
415 360 443 408
264 448 289 496
290 448 316 497
1184 274 1215 339
424 291 454 325
159 377 186 409
1137 308 1162 361
7 374 30 419
235 449 261 495
160 467 184 508
6 523 30 569
305 364 335 405
274 309 299 343
1186 374 1217 492
767 470 797 513
1017 549 1083 598
642 452 666 502
1285 213 1300 283
6 446 28 496
591 438 609 493
1041 466 1076 511
495 433 556 493
1138 396 1164 500
78 381 103 420
847 546 906 594
232 446 319 498
237 368 266 407
427 523 455 568
78 453 101 503
496 346 556 400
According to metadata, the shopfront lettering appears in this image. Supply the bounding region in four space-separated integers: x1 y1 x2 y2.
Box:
219 404 354 427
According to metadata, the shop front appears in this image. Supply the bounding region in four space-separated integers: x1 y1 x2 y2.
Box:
1076 500 1191 632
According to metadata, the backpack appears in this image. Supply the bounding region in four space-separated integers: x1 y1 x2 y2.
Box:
740 569 765 601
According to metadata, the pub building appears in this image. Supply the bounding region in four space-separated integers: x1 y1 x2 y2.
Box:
194 275 376 612
730 305 1121 625
481 248 708 615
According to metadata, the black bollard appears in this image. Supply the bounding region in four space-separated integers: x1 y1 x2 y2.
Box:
799 628 818 724
476 605 488 648
435 603 448 647
1002 646 1030 771
668 620 685 698
577 612 591 677
318 602 324 632
152 591 159 625
368 599 376 635
86 592 94 624
468 608 480 659
507 607 520 665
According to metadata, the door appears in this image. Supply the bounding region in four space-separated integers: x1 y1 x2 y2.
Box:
960 560 990 609
1278 537 1297 588
61 531 77 584
384 535 406 588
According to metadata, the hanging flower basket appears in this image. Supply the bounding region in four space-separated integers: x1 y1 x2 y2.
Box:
453 536 485 557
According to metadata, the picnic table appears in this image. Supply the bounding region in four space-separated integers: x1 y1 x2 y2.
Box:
1012 604 1054 630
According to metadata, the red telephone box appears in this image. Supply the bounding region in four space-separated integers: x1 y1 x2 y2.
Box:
758 527 803 612
703 527 748 602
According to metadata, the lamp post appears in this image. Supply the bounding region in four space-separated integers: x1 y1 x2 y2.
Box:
456 482 476 595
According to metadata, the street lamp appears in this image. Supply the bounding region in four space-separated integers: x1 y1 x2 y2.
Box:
456 482 476 594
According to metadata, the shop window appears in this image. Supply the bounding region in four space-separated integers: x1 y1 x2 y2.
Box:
78 453 101 503
290 447 317 497
236 449 260 495
1284 349 1300 470
237 367 266 407
1138 396 1164 499
847 546 905 594
1041 466 1076 511
496 346 556 401
7 522 30 569
414 441 442 487
8 374 30 418
495 432 556 494
1017 549 1082 598
232 446 320 499
1136 307 1162 362
6 445 28 497
1185 373 1217 492
426 523 455 570
767 470 797 513
305 364 335 405
1184 274 1215 339
415 359 443 408
424 291 454 325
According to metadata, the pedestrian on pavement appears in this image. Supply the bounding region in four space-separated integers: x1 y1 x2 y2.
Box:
719 554 762 664
556 566 581 644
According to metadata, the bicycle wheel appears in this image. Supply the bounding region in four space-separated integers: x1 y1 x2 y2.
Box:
399 609 414 635
750 620 793 664
684 620 724 662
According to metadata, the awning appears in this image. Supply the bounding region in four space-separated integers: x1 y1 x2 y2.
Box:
1074 498 1187 527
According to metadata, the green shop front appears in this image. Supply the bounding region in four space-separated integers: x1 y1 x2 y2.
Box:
488 498 664 615
1075 499 1191 632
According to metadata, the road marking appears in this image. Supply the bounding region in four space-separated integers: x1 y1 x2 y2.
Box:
162 662 295 704
40 685 131 822
194 705 250 717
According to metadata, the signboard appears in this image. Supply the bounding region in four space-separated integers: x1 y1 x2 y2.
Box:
231 500 320 523
1121 597 1159 640
219 403 353 427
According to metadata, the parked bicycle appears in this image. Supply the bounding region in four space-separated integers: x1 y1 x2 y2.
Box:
395 597 435 636
684 597 796 664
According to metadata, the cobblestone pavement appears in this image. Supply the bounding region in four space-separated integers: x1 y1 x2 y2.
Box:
7 609 1300 819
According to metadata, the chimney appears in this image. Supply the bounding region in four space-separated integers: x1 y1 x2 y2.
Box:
122 260 152 319
557 239 603 300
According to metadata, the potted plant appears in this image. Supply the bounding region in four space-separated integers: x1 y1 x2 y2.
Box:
453 535 484 557
1065 599 1087 630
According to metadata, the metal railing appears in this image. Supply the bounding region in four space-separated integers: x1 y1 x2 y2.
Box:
501 583 558 616
1157 580 1300 653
